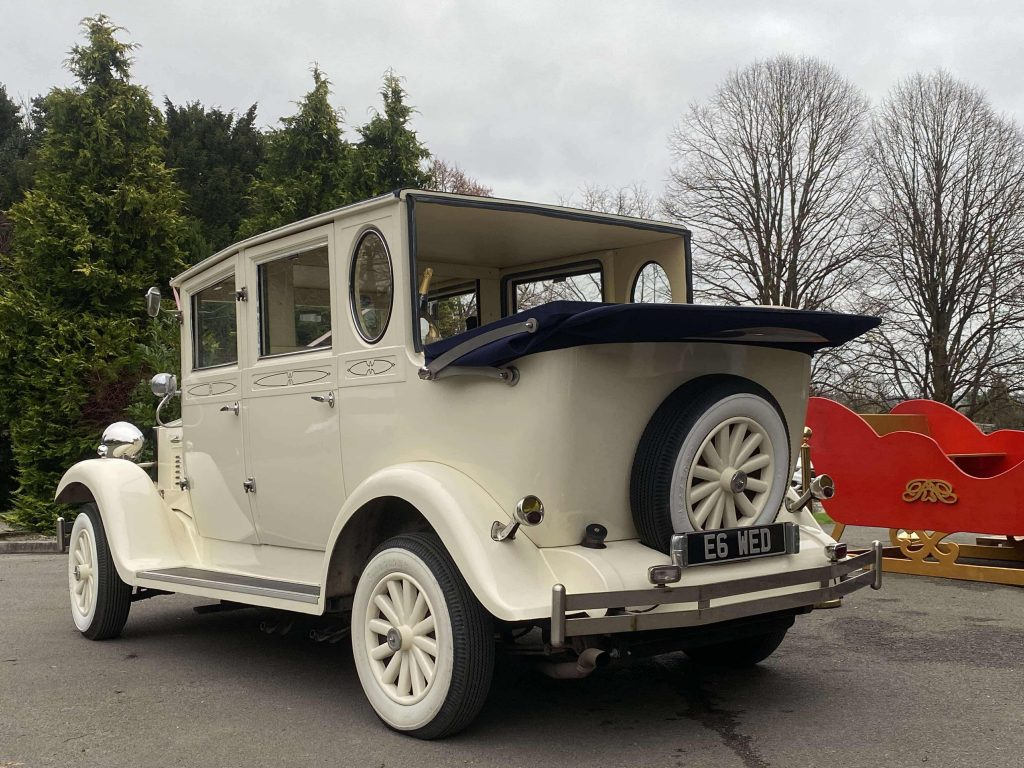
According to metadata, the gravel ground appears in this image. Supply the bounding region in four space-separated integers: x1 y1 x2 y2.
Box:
1 551 1022 768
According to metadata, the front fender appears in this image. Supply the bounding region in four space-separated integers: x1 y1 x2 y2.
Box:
324 462 557 621
55 459 196 583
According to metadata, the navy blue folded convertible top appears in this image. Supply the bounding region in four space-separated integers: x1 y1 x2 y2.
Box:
423 301 879 369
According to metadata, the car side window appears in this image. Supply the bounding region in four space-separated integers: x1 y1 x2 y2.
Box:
509 263 603 314
350 230 393 343
258 245 332 357
422 283 479 344
192 274 238 369
631 261 672 303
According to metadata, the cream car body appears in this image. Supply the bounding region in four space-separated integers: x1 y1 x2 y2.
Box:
57 190 881 738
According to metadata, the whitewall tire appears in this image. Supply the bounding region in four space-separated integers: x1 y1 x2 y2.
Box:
631 377 791 551
351 533 493 739
68 504 132 640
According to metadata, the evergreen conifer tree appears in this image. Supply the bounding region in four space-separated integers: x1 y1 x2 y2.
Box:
164 100 263 258
349 71 431 200
238 67 350 237
0 16 186 530
0 84 35 210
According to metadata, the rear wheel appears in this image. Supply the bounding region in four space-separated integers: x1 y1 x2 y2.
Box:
631 377 790 551
684 627 789 667
351 533 494 739
68 504 131 640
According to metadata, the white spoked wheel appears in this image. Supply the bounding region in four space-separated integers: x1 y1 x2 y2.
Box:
675 415 775 530
351 533 493 739
69 517 98 631
364 571 441 705
632 378 790 548
67 504 132 640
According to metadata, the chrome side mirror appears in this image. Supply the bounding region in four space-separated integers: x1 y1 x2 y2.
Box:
150 373 177 398
151 373 178 427
145 286 162 317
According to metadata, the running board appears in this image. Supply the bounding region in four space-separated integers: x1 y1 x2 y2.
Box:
136 567 320 605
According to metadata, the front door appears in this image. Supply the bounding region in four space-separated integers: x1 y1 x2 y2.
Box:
242 233 346 550
181 268 259 544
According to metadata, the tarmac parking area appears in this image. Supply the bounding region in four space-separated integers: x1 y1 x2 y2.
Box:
1 547 1022 768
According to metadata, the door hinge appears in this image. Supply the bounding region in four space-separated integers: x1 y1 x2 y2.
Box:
243 477 256 494
235 286 248 302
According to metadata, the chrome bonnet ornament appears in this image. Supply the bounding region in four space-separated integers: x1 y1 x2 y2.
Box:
97 421 145 461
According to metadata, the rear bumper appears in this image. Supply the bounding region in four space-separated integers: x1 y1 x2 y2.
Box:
550 541 882 647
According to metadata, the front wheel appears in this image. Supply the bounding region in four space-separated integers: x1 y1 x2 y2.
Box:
351 533 494 739
68 504 132 640
684 627 789 667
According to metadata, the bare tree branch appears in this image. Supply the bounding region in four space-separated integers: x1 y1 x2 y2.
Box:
426 157 492 196
560 182 661 219
862 70 1024 415
663 55 872 310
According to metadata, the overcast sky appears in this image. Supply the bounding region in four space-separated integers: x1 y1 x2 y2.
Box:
4 1 1024 203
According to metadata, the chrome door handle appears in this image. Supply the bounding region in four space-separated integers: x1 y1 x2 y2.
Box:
311 392 335 408
220 401 240 415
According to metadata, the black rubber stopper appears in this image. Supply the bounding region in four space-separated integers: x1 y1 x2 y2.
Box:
581 523 608 549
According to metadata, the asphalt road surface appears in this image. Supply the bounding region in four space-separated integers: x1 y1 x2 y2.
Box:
2 550 1022 768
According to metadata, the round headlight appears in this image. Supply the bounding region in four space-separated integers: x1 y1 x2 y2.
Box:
515 495 545 526
97 422 145 461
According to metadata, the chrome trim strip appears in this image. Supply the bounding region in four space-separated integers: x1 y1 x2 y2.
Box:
137 567 320 605
549 551 879 647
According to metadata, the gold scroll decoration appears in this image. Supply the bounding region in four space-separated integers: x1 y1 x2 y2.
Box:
890 529 959 565
902 479 958 504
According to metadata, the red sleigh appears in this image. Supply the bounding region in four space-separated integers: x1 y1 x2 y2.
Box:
805 397 1024 585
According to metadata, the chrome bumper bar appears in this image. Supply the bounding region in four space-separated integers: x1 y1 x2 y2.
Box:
550 541 882 647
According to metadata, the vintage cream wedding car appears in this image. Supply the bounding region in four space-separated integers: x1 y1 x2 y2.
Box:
57 190 882 738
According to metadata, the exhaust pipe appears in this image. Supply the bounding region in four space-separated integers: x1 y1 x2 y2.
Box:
540 648 608 679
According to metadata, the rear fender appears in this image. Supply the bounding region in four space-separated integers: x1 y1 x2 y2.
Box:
324 462 556 621
55 459 196 583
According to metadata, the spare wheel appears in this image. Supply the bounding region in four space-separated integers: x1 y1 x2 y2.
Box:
630 376 791 552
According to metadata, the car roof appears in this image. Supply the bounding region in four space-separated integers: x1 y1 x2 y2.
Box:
170 190 690 288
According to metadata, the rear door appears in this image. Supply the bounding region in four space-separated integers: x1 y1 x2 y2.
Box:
242 227 346 550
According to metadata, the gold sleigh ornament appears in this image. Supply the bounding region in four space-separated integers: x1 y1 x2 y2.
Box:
902 479 958 504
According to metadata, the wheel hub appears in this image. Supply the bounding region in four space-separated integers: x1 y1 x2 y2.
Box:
73 564 81 581
675 413 779 532
386 627 404 651
729 470 748 493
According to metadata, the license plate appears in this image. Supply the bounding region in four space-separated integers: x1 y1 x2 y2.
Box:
671 522 799 567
